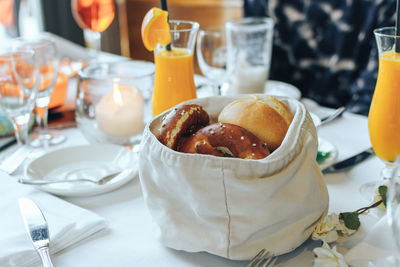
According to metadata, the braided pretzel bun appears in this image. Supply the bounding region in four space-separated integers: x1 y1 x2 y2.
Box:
218 95 294 152
158 104 210 150
179 123 270 159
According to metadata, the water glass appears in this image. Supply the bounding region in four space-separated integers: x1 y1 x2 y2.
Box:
0 49 38 145
196 26 227 95
225 17 274 94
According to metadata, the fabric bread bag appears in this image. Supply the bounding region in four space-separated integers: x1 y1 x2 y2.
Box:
138 95 329 260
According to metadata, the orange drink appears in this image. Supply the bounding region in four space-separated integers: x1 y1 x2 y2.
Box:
152 48 196 116
368 50 400 162
141 11 199 116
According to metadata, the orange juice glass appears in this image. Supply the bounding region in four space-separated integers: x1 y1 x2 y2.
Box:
369 27 400 163
361 27 400 198
152 20 199 116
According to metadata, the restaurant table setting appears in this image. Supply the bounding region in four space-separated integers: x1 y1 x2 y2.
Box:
0 174 107 267
1 3 400 266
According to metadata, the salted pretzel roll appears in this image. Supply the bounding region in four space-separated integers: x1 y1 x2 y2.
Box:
158 104 210 150
179 123 270 159
218 95 294 151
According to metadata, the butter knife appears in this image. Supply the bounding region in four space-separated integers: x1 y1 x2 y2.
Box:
322 147 375 174
18 198 54 267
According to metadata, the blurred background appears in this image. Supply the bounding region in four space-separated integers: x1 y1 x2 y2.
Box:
0 0 243 73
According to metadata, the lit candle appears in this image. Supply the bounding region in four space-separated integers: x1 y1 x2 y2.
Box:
95 82 144 137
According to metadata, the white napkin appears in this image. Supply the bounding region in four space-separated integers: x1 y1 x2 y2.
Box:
345 215 400 266
0 174 108 267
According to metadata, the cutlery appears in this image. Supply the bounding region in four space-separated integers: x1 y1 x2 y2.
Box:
319 106 346 126
247 249 277 267
18 169 131 185
18 198 54 267
322 147 375 174
0 145 31 174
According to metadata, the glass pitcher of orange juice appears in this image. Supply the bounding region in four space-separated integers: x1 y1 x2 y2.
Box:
152 20 199 116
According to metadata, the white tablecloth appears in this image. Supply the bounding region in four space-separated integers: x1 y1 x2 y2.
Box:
0 34 387 266
0 105 379 267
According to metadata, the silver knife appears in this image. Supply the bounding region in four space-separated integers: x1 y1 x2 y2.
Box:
322 147 375 174
18 198 54 267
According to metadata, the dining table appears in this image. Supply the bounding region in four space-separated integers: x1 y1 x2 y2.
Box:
0 33 393 267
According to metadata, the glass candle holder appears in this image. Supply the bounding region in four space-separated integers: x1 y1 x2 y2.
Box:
76 61 154 146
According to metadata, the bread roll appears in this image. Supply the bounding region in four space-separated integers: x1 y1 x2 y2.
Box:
218 95 294 151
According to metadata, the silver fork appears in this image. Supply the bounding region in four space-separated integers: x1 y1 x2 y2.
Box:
246 249 277 267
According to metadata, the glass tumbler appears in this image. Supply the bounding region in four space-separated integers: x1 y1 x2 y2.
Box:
225 17 274 95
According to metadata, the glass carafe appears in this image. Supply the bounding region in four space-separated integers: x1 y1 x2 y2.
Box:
152 20 199 116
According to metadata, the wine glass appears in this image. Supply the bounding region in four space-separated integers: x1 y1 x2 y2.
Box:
361 27 400 199
196 26 227 95
71 0 115 60
0 48 38 145
14 37 65 147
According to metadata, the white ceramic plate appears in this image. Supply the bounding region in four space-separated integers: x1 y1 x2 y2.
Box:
317 137 338 170
24 144 138 197
264 80 302 100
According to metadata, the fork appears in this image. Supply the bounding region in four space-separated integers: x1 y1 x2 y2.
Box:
246 249 277 267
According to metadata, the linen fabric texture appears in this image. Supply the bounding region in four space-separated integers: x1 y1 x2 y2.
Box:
139 96 329 260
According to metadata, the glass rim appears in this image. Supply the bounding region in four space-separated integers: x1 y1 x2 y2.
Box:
199 26 225 36
13 36 55 50
153 20 200 33
0 49 35 61
373 26 400 38
226 17 274 31
79 60 155 81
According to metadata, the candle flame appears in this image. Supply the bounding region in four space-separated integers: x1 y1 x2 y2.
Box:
112 83 123 106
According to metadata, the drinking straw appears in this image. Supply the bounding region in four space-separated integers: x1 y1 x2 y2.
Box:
396 0 400 52
160 0 172 51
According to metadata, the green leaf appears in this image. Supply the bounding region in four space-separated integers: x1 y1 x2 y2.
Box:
340 212 360 230
317 151 331 164
379 185 387 207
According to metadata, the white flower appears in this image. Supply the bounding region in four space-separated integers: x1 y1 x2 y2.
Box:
312 213 340 243
313 242 348 267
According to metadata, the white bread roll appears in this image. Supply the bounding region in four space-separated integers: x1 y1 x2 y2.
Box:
218 95 294 151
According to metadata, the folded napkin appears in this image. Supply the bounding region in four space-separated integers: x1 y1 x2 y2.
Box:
345 215 400 266
0 174 108 267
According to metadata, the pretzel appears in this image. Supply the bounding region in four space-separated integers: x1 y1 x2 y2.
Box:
158 104 210 150
179 123 270 159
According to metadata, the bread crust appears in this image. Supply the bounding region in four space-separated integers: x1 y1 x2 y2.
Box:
179 123 270 159
218 96 294 151
158 104 210 150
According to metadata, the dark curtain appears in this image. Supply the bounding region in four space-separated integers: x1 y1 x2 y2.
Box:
41 0 84 46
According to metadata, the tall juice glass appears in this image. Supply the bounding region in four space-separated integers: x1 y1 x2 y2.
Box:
363 27 400 197
152 20 199 116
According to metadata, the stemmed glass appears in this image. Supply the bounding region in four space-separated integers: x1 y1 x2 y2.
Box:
14 37 65 147
196 26 227 95
71 0 115 60
386 156 400 263
0 48 38 145
362 27 400 198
